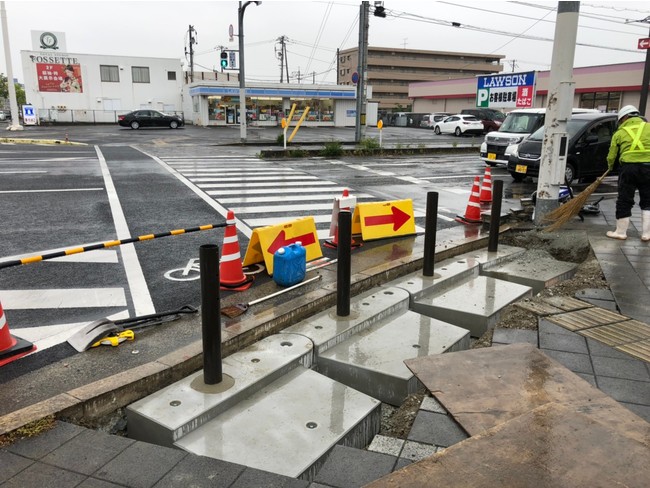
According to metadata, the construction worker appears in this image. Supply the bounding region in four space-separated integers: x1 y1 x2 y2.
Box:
606 105 650 241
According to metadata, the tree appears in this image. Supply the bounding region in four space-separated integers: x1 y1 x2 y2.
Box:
1 73 26 106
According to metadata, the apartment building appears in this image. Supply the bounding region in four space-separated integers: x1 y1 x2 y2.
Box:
337 46 504 109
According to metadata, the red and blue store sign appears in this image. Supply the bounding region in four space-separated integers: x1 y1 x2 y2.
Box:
476 71 536 109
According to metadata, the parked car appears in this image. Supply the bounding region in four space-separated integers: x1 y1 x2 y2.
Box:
460 108 505 133
480 108 599 167
434 114 484 136
118 110 184 129
420 112 451 129
0 110 10 121
507 112 617 184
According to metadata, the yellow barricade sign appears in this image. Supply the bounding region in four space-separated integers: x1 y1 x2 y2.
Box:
243 217 322 275
357 199 416 241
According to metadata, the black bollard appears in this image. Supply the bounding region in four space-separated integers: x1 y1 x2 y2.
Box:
423 191 439 276
200 244 222 384
337 210 352 317
488 179 504 253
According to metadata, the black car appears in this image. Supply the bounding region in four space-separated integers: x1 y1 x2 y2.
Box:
118 110 184 129
507 113 617 184
461 108 505 133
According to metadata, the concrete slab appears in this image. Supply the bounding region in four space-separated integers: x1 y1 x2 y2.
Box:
481 252 577 294
317 311 469 405
126 333 313 447
386 245 525 304
404 344 650 447
365 403 650 488
411 276 532 337
175 366 381 480
283 287 410 355
313 444 397 488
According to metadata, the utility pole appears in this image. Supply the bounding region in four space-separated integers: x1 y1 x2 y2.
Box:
0 1 21 130
187 25 197 83
276 35 289 83
534 2 580 225
355 1 369 143
627 16 650 116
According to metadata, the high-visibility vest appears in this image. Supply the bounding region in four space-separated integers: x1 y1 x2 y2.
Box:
620 121 649 160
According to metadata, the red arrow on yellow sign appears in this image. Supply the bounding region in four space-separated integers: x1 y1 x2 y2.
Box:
267 230 316 255
364 206 411 231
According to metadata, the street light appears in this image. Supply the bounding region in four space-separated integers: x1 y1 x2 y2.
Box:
238 1 261 143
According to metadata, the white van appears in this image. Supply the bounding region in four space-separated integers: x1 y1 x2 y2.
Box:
479 108 598 166
419 112 450 129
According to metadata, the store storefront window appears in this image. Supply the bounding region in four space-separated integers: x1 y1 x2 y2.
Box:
579 92 621 112
289 98 333 122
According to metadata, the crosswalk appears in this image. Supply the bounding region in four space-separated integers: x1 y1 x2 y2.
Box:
159 156 382 240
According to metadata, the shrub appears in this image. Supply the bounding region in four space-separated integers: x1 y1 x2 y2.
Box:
321 140 343 157
276 133 285 146
359 137 380 151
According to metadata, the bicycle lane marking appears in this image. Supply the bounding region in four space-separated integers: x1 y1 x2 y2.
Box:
135 147 253 239
95 145 155 316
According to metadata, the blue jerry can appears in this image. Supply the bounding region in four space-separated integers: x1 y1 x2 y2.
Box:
273 242 306 287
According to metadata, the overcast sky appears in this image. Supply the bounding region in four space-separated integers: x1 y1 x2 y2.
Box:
1 1 649 84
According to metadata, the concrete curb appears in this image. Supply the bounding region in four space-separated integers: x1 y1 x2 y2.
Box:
0 229 504 436
0 137 87 146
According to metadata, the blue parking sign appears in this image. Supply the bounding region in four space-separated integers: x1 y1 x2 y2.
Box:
22 105 38 125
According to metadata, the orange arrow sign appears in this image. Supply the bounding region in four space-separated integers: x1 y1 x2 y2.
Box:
267 230 316 255
363 206 411 231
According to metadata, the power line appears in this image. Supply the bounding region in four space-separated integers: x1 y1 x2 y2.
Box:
305 2 333 75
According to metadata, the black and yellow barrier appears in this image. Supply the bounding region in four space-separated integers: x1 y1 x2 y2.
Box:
0 223 226 270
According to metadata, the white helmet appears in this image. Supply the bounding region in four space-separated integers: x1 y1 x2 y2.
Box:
618 105 639 121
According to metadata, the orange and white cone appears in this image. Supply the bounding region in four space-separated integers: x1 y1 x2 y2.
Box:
455 176 483 224
324 189 361 249
219 211 254 291
0 300 36 367
480 167 493 203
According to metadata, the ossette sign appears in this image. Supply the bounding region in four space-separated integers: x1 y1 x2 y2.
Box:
476 71 536 109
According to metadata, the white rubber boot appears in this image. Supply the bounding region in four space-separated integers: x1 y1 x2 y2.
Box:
606 217 629 240
642 210 650 242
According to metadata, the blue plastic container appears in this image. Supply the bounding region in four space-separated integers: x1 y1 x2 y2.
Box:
273 242 306 287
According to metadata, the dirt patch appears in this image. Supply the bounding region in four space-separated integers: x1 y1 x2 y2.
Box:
379 228 609 438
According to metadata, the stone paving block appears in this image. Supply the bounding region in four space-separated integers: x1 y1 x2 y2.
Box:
1 461 87 488
492 327 537 346
542 296 593 311
514 300 564 316
407 411 468 448
41 428 134 476
313 445 397 488
400 441 438 462
538 318 577 336
577 298 618 311
538 331 588 354
5 421 85 460
545 308 628 331
591 355 650 382
230 467 309 488
575 373 597 388
586 338 635 359
77 478 125 488
540 349 594 375
420 396 446 414
136 451 246 488
615 339 650 363
621 402 650 423
94 441 186 488
575 288 615 302
393 457 414 471
578 320 650 347
367 435 404 457
0 449 33 483
596 376 650 405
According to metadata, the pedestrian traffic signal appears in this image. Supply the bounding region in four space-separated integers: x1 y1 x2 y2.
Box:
373 6 386 17
220 51 228 68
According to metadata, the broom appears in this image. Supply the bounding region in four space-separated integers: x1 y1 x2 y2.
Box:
543 169 610 232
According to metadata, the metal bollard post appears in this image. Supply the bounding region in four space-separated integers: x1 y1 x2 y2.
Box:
488 179 504 253
200 244 222 384
337 210 352 317
423 191 439 276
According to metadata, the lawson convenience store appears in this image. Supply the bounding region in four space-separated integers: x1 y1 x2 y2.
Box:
187 82 360 127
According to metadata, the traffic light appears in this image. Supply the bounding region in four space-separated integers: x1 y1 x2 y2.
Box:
373 2 386 17
220 51 228 68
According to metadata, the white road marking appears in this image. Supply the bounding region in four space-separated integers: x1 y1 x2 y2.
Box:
198 180 336 189
0 170 47 174
0 247 118 264
206 186 352 196
96 146 155 316
0 188 104 194
218 193 374 204
1 288 127 309
231 203 335 214
190 175 318 182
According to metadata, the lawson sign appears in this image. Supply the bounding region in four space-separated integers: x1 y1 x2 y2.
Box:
476 71 536 109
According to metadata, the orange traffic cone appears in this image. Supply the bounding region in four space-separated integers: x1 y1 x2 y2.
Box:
220 211 254 291
0 300 36 367
480 166 493 203
455 176 483 224
324 189 362 249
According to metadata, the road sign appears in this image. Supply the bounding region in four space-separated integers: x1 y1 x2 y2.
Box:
639 38 650 50
357 199 415 240
243 217 322 275
22 105 37 125
229 24 234 42
351 72 359 84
